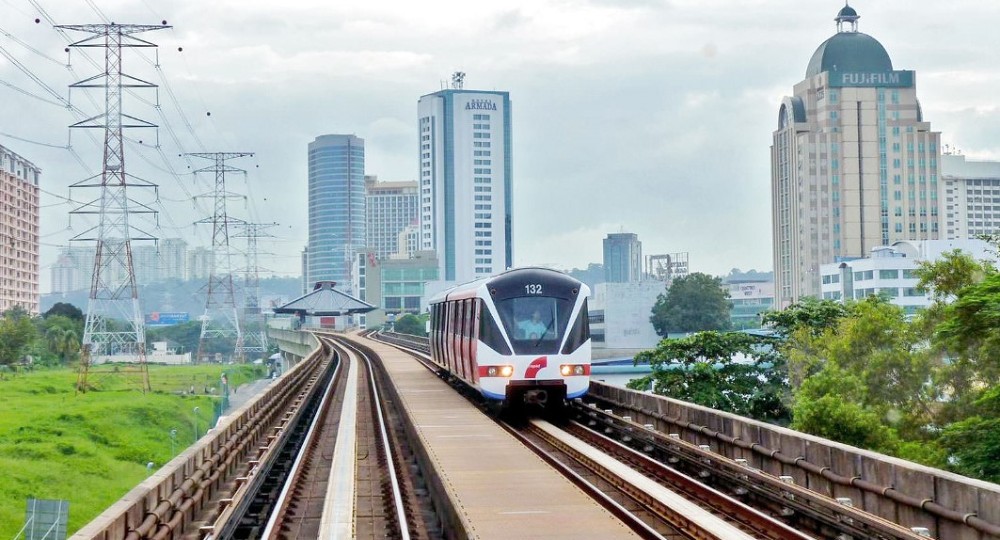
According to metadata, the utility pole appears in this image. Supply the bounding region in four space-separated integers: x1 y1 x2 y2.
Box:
232 222 276 361
60 22 169 393
188 152 251 363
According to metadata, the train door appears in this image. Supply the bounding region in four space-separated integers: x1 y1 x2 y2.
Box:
444 302 453 373
470 300 481 384
463 299 474 381
455 300 466 379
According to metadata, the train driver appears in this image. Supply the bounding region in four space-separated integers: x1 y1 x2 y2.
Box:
518 310 548 339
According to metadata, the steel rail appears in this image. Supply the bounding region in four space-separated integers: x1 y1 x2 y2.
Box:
205 344 337 539
576 401 928 540
259 337 344 538
495 419 668 539
322 334 414 539
559 419 812 540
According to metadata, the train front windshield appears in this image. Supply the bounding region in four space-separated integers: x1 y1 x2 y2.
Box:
495 296 573 354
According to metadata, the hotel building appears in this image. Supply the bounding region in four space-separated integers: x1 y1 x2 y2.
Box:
417 88 512 283
771 5 942 307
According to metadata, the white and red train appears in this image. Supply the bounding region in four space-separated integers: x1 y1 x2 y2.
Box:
428 267 591 408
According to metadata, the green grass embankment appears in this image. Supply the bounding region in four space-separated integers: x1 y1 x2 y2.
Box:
0 364 265 537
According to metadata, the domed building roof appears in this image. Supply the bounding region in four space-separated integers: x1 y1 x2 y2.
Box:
805 5 893 79
805 32 893 78
837 5 858 18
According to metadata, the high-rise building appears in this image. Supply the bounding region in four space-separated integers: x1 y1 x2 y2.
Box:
132 244 159 285
771 5 942 307
307 134 366 291
941 154 1000 239
417 87 512 282
603 233 642 283
158 238 188 281
187 247 215 281
365 175 418 260
0 144 39 313
50 246 94 294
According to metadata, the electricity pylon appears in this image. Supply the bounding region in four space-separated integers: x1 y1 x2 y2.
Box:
232 222 277 361
188 152 251 363
60 22 169 393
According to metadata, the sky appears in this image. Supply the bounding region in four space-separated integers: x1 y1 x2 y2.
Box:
1 0 999 293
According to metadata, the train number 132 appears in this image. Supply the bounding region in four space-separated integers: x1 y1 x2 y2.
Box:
524 284 543 295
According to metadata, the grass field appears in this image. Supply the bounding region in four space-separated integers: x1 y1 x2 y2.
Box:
0 363 266 538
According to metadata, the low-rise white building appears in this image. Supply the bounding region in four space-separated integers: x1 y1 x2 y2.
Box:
820 239 993 315
589 281 663 355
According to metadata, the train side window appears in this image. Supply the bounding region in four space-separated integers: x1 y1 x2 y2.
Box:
478 299 512 355
561 298 591 354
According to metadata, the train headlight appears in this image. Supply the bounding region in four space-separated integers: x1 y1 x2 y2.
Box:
485 365 515 377
560 364 587 376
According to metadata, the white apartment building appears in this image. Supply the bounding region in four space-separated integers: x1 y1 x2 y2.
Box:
589 281 663 353
0 144 39 313
941 154 1000 239
365 176 418 260
820 239 992 315
187 247 215 281
417 88 512 282
772 5 942 308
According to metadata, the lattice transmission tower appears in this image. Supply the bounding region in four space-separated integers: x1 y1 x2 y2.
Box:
60 22 169 393
188 152 252 363
232 222 277 361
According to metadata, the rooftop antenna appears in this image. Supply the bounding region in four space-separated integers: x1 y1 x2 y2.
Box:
451 71 466 90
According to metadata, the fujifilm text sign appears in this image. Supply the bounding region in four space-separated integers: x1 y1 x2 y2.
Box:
829 70 914 88
465 99 498 111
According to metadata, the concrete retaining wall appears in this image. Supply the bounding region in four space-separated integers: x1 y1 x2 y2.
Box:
71 338 323 539
591 381 1000 540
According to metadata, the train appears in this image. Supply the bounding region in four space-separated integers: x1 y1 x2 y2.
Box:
428 267 591 409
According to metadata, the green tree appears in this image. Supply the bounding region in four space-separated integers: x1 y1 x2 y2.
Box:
43 302 85 321
938 386 1000 482
0 310 38 370
393 314 428 337
783 297 938 444
791 369 900 453
649 273 731 336
761 297 850 337
628 331 790 423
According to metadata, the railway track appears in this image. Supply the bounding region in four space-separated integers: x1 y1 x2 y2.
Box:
224 334 443 539
571 400 930 540
369 331 811 539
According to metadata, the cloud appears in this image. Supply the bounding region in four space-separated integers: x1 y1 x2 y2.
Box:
0 0 997 295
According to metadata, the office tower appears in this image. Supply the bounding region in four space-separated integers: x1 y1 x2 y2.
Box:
603 233 642 283
771 5 941 307
941 154 1000 239
307 134 365 291
0 145 39 313
158 238 188 281
365 175 419 260
417 83 512 282
187 247 215 281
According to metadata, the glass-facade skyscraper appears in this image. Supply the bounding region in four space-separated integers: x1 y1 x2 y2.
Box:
307 134 366 291
603 233 642 283
417 89 513 283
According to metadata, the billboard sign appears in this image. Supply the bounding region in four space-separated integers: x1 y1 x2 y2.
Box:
145 312 190 326
828 70 914 88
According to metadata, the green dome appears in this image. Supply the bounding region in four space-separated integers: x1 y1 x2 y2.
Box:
805 31 892 79
837 6 858 18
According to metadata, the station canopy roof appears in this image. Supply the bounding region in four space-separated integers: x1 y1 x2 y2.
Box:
273 281 376 316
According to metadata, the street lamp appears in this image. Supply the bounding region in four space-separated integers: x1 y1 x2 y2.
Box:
193 407 200 441
169 428 177 456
